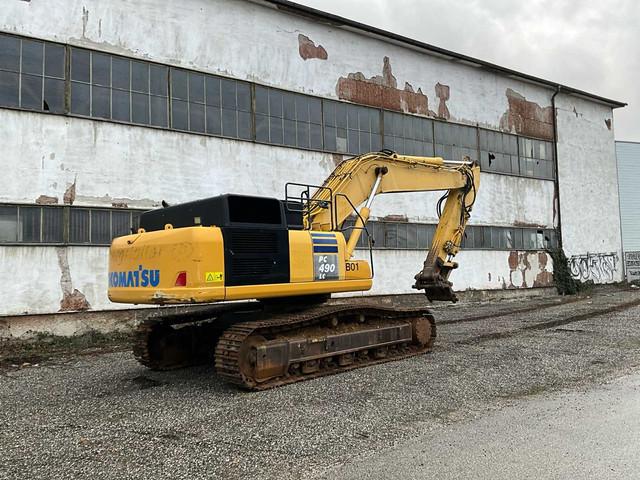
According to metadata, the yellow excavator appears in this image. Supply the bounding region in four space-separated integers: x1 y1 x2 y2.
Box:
108 150 479 390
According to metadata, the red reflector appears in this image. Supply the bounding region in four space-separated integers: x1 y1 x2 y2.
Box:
174 271 187 287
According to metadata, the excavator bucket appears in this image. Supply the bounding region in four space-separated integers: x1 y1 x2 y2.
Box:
413 262 459 303
422 283 458 303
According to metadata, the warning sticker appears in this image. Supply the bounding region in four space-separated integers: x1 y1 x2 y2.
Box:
205 271 224 283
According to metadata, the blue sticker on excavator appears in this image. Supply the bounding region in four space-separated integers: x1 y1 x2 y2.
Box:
311 233 338 253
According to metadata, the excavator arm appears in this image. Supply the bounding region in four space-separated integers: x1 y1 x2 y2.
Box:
306 151 480 303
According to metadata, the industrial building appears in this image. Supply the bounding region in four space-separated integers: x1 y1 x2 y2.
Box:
616 141 640 282
0 0 626 319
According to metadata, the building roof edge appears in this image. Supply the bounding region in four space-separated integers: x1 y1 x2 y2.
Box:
255 0 627 109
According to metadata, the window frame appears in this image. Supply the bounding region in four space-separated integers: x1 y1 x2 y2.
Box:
0 203 144 246
348 220 558 252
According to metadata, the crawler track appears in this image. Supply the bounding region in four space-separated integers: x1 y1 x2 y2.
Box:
215 304 435 390
133 303 261 370
133 301 435 390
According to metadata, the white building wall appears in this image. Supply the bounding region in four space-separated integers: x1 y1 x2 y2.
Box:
556 95 623 283
351 249 553 296
0 110 555 228
0 109 557 315
0 246 112 316
0 0 621 316
1 0 554 132
0 244 554 316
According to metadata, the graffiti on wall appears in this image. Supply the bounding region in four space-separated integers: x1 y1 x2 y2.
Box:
625 251 640 282
568 252 619 283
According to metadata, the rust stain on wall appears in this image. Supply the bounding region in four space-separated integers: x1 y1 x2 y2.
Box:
508 251 519 272
533 252 553 287
298 34 328 61
507 251 532 288
381 214 408 222
60 289 92 311
499 89 554 141
513 220 544 228
81 6 89 39
56 247 91 312
553 184 559 227
507 251 554 289
36 195 58 205
435 83 451 120
63 177 77 205
337 57 430 115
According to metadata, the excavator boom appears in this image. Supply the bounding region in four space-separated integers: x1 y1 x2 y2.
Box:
306 151 480 302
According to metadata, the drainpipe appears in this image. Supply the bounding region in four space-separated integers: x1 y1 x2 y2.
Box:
551 86 563 249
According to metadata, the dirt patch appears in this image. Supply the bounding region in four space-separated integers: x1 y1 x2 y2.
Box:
0 330 132 371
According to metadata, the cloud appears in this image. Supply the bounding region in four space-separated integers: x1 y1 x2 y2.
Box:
296 0 639 140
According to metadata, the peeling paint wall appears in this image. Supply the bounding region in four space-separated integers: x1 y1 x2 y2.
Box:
0 0 620 315
500 89 554 141
0 246 115 315
298 33 327 61
0 108 560 315
0 0 555 132
337 57 431 115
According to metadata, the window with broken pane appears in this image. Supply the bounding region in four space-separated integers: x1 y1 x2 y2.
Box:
519 137 555 180
479 129 519 175
0 33 65 113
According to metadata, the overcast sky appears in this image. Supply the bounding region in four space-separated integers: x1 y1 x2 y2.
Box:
297 0 639 142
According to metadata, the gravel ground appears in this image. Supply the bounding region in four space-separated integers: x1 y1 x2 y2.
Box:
1 289 639 480
330 371 640 479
